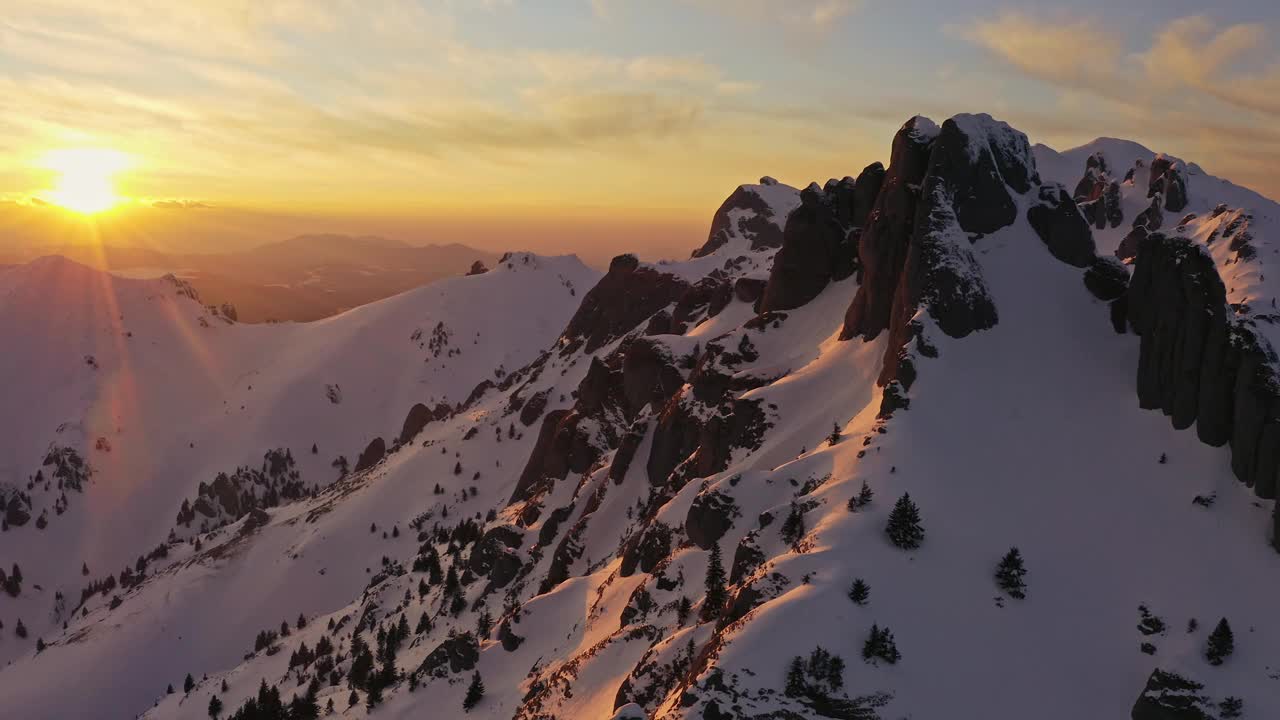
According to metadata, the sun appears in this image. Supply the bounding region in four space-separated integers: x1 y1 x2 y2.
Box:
41 148 131 214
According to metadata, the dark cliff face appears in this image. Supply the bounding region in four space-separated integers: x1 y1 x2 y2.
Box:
758 184 851 313
1127 232 1280 512
692 181 788 258
841 116 937 341
560 254 691 354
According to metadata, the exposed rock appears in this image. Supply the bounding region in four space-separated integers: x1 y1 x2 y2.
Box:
1084 256 1130 301
399 402 449 445
1148 155 1189 213
685 489 739 550
842 116 937 340
619 521 673 577
562 254 691 353
416 633 479 678
759 184 847 312
5 496 31 527
1027 184 1098 268
1130 669 1213 720
467 525 523 576
578 356 623 416
732 277 767 305
497 619 525 651
520 389 550 427
466 260 489 276
925 113 1036 234
729 532 764 585
353 437 386 473
692 184 790 258
621 338 684 417
1128 231 1280 503
852 162 886 228
673 277 733 331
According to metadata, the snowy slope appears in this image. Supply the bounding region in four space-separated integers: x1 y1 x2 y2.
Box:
0 253 598 675
3 114 1280 720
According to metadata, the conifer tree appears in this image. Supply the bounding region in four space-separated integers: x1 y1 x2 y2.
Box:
847 480 874 511
184 673 195 693
848 578 870 606
13 618 25 638
994 547 1027 599
784 656 807 697
828 423 842 445
676 596 692 626
861 624 901 665
1206 618 1234 665
885 493 924 549
348 690 359 708
35 637 45 653
416 613 431 635
701 544 727 622
207 695 223 719
781 502 806 550
1219 696 1243 719
463 672 485 712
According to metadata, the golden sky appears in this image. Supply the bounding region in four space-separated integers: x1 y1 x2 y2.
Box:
3 1 1279 261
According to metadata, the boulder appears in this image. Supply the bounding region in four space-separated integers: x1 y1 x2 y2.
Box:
416 633 479 678
1083 256 1130 301
1027 184 1098 268
685 490 739 550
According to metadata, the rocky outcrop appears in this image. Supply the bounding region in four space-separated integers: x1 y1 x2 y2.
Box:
1130 669 1213 720
685 489 739 550
1148 155 1189 213
692 181 792 258
353 437 386 473
398 402 450 445
672 277 733 331
1027 184 1098 268
759 183 853 313
1083 256 1129 301
926 113 1036 234
416 633 479 679
561 254 691 353
620 338 685 417
1127 232 1280 510
842 116 938 341
1074 153 1124 230
619 521 673 577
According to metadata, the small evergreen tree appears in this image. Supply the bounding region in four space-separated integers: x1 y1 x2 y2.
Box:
476 610 492 638
167 684 175 695
1206 618 1234 666
14 618 26 638
828 423 842 446
1219 696 1243 719
848 578 870 606
885 493 924 549
847 480 874 511
784 656 807 697
184 673 195 693
701 544 727 622
994 547 1027 599
861 624 901 665
348 690 359 708
463 672 485 711
781 502 806 550
35 637 45 653
1138 604 1167 636
207 695 223 719
676 596 692 625
221 679 228 693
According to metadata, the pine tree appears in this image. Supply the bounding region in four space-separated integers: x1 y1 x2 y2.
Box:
35 637 45 653
1219 696 1244 719
848 578 870 606
994 547 1027 599
1206 618 1234 665
416 613 431 635
348 690 359 708
297 613 307 630
14 618 26 638
207 695 223 719
885 493 924 549
701 544 727 622
476 609 492 638
861 624 901 665
167 684 175 695
221 678 228 693
784 656 807 697
847 480 874 511
781 502 806 550
828 423 842 446
463 672 485 711
184 673 195 693
676 596 692 626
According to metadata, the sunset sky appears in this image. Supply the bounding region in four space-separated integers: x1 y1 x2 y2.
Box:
3 0 1279 261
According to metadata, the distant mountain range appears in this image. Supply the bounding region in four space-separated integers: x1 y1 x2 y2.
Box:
0 235 499 322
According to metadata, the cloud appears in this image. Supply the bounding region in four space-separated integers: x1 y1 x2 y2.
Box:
152 200 212 209
964 12 1133 101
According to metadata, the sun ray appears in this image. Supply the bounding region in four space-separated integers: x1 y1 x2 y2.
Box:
40 148 131 214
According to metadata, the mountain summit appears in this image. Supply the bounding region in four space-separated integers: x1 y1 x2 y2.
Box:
1 114 1277 720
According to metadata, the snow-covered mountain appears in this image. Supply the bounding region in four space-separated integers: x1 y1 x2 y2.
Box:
2 114 1278 720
